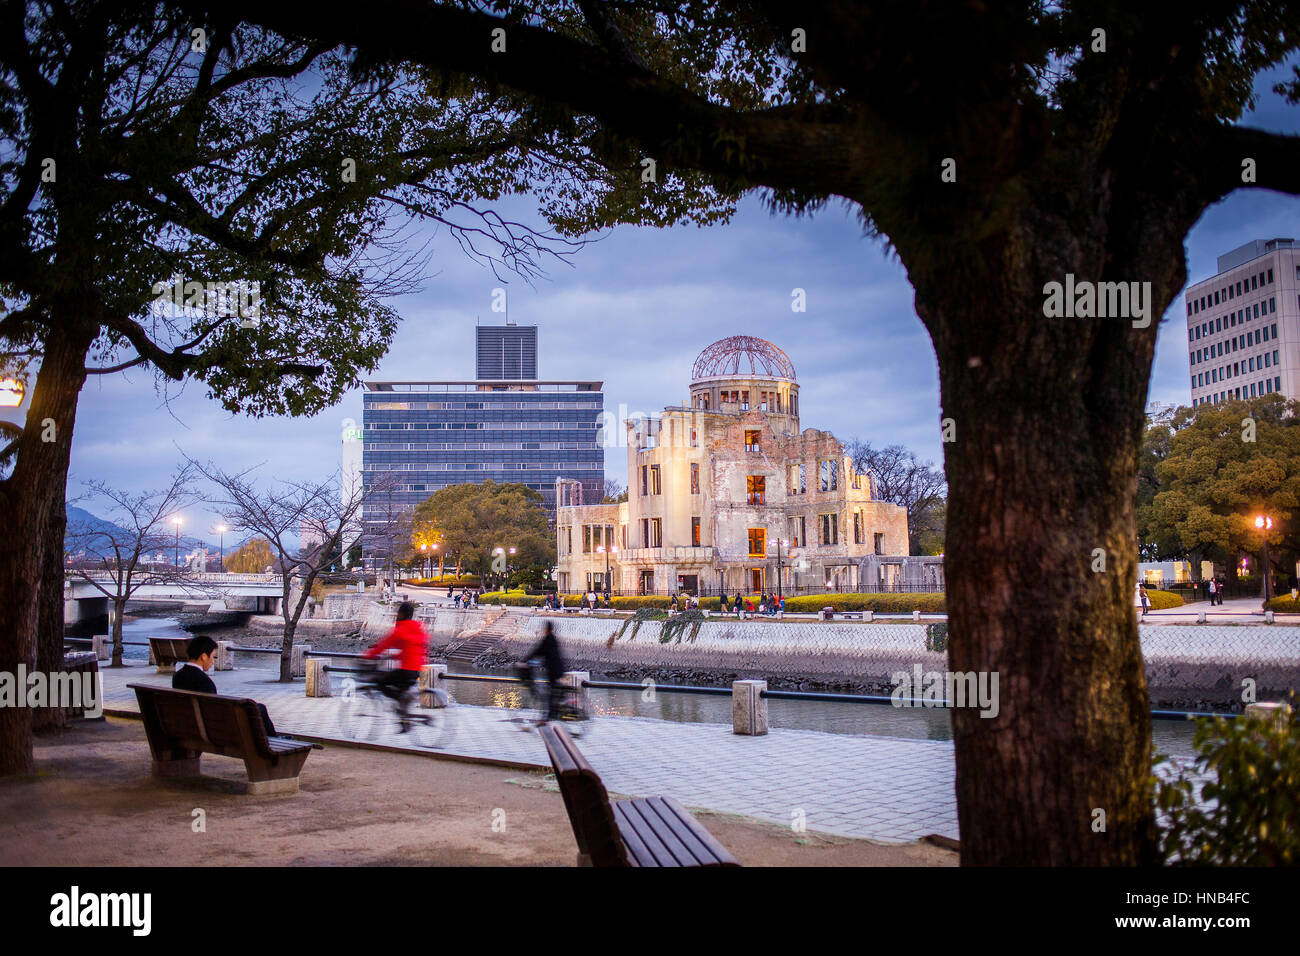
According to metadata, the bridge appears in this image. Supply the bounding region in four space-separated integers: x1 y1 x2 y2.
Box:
64 572 288 625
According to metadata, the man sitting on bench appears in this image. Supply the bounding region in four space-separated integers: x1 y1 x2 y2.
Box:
174 635 281 737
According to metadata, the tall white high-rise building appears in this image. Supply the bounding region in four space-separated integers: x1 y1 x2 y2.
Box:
340 418 364 566
1185 238 1299 407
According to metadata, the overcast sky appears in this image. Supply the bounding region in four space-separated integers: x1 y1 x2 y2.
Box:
13 63 1300 546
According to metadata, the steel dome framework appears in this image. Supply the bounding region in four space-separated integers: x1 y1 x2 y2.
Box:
690 335 797 382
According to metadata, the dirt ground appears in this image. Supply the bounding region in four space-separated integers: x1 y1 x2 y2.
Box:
0 718 956 867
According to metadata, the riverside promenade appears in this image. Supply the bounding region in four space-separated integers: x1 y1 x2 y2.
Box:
99 662 958 845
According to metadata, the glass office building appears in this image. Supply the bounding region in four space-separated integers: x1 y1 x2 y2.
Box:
476 324 538 379
361 379 605 532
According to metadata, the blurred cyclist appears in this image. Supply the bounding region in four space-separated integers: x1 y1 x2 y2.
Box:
361 601 429 730
519 621 566 723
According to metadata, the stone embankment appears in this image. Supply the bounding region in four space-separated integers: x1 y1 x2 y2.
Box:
178 592 1300 708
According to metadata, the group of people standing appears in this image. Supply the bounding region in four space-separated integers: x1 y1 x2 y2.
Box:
449 586 480 608
1204 576 1228 606
721 592 784 616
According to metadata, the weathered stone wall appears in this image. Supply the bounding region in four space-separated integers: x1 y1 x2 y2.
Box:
498 615 1300 705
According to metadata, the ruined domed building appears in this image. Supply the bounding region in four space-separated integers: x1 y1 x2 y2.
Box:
554 336 911 596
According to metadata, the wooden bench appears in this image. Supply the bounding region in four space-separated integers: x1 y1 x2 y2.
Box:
538 723 740 867
129 684 316 794
147 637 191 673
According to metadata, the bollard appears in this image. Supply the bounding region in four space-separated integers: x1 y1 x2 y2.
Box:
1196 609 1206 624
1244 700 1292 730
776 609 783 620
1265 610 1275 624
305 658 331 697
291 644 310 678
561 670 590 712
214 641 234 671
91 635 109 662
912 610 921 622
864 610 874 623
420 663 449 708
732 680 768 735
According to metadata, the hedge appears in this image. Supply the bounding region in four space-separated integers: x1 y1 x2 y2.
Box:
1265 595 1300 612
782 593 948 613
1144 590 1185 610
412 574 481 587
477 591 951 613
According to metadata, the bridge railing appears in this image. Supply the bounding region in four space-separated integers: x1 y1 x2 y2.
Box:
67 571 283 586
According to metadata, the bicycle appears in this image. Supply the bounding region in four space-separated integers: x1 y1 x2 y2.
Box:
338 659 456 749
511 659 592 737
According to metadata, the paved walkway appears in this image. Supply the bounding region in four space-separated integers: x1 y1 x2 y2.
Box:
1140 596 1299 625
99 662 958 844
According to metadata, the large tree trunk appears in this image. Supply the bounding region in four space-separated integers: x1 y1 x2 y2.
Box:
111 596 127 668
32 489 70 732
907 206 1182 864
0 322 93 774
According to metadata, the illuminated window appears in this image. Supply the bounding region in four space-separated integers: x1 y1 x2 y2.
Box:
744 430 760 452
748 528 767 557
692 517 701 547
747 475 766 505
650 464 661 495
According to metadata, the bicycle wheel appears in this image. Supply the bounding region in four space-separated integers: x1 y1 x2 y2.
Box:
402 690 457 750
558 689 593 739
339 685 393 742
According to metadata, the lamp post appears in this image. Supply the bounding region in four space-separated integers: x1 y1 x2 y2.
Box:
216 524 226 572
597 544 619 599
1254 514 1274 600
171 516 182 568
421 543 428 580
771 538 789 600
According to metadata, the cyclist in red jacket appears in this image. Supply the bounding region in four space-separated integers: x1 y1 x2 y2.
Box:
361 601 430 729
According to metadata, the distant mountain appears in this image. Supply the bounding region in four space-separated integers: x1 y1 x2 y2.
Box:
64 505 217 555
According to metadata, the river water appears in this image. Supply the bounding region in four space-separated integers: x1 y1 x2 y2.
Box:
108 616 1200 757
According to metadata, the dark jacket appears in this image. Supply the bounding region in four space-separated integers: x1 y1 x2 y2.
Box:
526 630 565 684
173 663 217 694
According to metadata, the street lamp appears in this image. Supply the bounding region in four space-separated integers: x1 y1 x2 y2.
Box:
770 538 790 600
171 515 182 567
597 544 619 599
421 543 428 580
216 524 226 572
1254 514 1274 600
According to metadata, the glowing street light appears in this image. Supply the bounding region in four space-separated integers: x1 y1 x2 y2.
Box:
0 378 23 407
1254 514 1274 600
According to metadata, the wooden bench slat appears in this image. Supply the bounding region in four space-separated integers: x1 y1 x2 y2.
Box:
613 801 688 866
639 796 725 865
647 796 738 865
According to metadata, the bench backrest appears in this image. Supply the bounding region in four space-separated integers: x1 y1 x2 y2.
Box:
129 684 271 760
538 723 629 867
149 637 191 664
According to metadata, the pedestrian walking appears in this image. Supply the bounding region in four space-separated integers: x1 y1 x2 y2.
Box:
1139 584 1150 617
